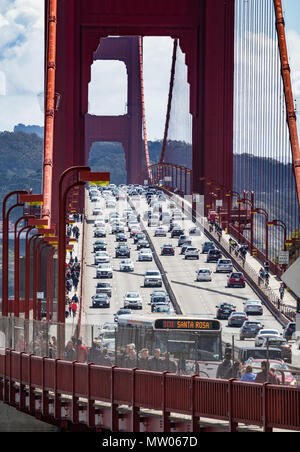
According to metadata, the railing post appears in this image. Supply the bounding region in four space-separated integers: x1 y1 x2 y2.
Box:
162 371 171 432
131 368 140 432
71 360 79 424
110 366 119 432
228 379 238 432
191 375 200 432
18 352 26 412
262 383 272 432
87 362 95 427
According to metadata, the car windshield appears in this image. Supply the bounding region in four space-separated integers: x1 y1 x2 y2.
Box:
199 269 209 273
219 260 230 264
146 272 160 276
231 273 242 278
260 330 278 335
126 293 140 298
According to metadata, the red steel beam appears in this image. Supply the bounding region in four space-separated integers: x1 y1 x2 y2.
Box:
274 0 300 207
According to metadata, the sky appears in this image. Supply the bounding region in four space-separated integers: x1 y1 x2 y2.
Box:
0 0 299 141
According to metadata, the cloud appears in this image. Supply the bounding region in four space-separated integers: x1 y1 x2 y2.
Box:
0 0 44 130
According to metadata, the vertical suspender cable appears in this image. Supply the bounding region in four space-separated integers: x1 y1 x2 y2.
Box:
138 36 151 180
43 0 57 226
273 0 300 208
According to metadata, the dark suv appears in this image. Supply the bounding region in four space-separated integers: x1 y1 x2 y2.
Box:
115 244 130 258
206 249 222 263
202 242 215 253
171 227 184 238
216 302 236 320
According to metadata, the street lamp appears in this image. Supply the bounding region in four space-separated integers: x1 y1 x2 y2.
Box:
252 207 269 261
2 190 28 317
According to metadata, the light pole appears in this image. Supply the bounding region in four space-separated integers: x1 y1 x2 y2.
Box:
2 190 28 317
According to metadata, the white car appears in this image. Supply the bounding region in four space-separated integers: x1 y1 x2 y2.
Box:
93 207 103 216
216 258 233 273
94 251 110 265
119 259 134 272
255 329 281 346
123 291 143 310
144 270 162 287
94 220 106 229
138 248 153 261
244 299 263 315
154 226 167 237
96 263 113 278
184 247 199 259
195 268 212 281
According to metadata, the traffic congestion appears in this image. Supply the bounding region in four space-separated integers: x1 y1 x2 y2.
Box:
78 183 297 382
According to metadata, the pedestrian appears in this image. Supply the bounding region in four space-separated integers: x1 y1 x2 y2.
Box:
138 348 150 370
279 283 285 301
216 353 232 379
76 339 88 363
226 361 242 379
148 348 164 372
263 260 269 273
240 365 256 382
255 361 280 384
72 293 79 304
265 272 270 286
64 340 76 361
71 301 78 317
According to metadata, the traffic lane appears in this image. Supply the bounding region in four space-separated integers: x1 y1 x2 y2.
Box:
131 197 284 344
82 195 167 329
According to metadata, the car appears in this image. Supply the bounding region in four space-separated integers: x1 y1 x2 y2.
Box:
94 227 106 238
243 299 263 315
111 223 125 234
259 337 292 363
94 251 110 265
227 312 248 327
91 293 110 308
93 207 103 216
216 302 236 320
150 293 169 307
151 303 172 313
137 239 150 250
123 291 143 310
282 322 296 341
94 219 106 228
238 347 283 364
244 359 297 386
150 289 169 301
189 227 201 236
171 227 184 238
206 249 222 263
134 232 146 243
161 244 175 256
90 195 100 203
106 201 116 208
138 248 153 261
195 268 212 282
154 226 167 237
116 233 127 242
96 263 113 279
168 221 180 232
202 241 215 253
93 240 107 252
96 282 112 297
216 259 233 273
178 235 190 246
227 272 246 288
239 321 264 340
184 247 199 259
144 270 162 287
115 244 130 258
130 228 142 238
114 308 132 322
119 259 134 272
254 329 281 346
148 216 159 227
179 240 192 253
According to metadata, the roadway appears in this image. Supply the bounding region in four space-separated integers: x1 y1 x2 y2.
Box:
80 187 287 357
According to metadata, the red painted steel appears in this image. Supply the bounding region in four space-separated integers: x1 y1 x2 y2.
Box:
43 0 57 225
0 351 299 432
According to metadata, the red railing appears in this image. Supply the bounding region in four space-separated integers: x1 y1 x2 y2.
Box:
1 350 299 432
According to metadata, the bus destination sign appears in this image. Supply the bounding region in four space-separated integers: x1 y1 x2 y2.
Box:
154 319 220 331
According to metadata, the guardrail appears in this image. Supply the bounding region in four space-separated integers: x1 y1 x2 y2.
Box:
0 350 299 432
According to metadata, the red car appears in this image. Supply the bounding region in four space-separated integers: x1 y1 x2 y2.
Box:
161 244 175 256
227 272 246 288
